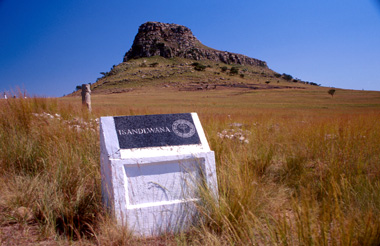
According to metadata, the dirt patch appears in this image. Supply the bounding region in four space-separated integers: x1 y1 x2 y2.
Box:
0 223 56 246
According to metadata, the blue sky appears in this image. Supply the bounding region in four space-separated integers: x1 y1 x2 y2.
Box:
1 0 380 97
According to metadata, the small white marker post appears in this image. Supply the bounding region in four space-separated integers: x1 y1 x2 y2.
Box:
100 113 218 236
81 84 91 112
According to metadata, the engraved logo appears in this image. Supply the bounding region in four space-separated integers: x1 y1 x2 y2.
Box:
172 119 196 138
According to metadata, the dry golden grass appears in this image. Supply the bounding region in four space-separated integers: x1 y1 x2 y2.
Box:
1 86 380 245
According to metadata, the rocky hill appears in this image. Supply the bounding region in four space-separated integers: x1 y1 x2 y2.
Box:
124 22 267 67
69 22 320 95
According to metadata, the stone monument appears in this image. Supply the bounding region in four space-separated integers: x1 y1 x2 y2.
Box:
100 113 218 236
81 84 91 112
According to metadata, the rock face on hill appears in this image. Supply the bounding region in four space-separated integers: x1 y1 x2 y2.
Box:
124 22 267 67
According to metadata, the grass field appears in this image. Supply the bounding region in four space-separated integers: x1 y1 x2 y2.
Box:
1 86 380 245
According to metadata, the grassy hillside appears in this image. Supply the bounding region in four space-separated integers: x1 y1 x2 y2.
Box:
1 87 380 245
70 56 319 96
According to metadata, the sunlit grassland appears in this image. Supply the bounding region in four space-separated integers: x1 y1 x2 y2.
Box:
66 86 380 116
1 87 380 245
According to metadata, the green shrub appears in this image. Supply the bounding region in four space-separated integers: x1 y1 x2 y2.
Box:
282 73 293 81
149 62 159 67
230 67 239 75
328 89 336 97
192 62 207 71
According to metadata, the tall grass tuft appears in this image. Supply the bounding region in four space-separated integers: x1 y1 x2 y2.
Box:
0 97 101 240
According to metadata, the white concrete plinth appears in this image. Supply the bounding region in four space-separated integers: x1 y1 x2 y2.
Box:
100 113 218 236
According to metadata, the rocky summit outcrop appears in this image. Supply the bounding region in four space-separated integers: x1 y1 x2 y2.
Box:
123 22 267 67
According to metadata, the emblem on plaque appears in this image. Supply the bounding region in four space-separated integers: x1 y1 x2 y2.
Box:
172 119 196 138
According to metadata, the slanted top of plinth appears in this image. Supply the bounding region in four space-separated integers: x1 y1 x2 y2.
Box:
100 112 210 159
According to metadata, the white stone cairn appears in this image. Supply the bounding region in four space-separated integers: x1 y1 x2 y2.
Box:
100 113 218 236
81 84 91 112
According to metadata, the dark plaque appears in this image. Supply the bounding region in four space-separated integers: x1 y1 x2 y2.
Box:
114 113 201 149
